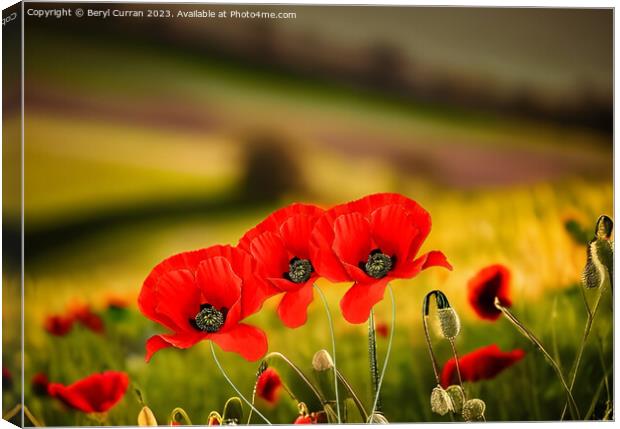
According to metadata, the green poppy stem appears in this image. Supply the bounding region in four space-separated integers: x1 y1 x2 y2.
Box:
210 342 272 425
368 310 381 414
369 284 396 420
560 281 608 420
494 299 580 420
313 284 342 423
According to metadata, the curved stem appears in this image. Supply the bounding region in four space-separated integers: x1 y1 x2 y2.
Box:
210 342 272 425
314 284 341 423
560 282 607 420
422 314 441 385
335 369 369 421
369 284 396 420
448 339 465 398
494 299 580 420
263 351 326 404
368 310 380 412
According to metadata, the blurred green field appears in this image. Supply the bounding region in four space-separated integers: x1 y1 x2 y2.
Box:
1 25 613 425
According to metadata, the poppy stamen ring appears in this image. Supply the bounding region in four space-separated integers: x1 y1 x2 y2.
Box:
364 249 394 279
194 305 225 333
287 257 313 283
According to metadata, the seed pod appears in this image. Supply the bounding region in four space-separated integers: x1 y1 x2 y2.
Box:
438 308 461 339
312 349 334 372
138 406 158 426
430 386 454 416
445 385 465 414
462 398 486 422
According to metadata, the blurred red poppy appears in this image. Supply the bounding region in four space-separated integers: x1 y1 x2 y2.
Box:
467 264 512 321
106 295 131 310
70 304 105 334
256 368 283 405
311 193 452 323
293 415 317 424
138 245 270 362
239 203 325 328
47 371 129 413
376 321 389 338
44 314 74 336
32 373 50 396
441 344 525 387
2 367 12 390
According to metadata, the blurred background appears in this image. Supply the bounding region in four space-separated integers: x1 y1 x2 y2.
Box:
2 3 613 425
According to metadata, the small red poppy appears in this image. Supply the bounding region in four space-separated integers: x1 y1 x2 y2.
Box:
47 371 129 413
70 304 105 333
239 203 325 328
32 373 50 396
44 314 74 336
440 344 525 388
256 368 283 405
2 367 12 390
311 193 452 323
106 295 131 310
467 264 512 321
138 245 269 362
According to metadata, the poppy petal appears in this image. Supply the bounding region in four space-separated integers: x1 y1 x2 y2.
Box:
249 231 290 277
332 212 372 266
211 324 268 361
339 278 390 324
145 332 205 362
196 257 242 310
152 269 201 332
277 284 314 328
369 204 419 263
279 214 316 259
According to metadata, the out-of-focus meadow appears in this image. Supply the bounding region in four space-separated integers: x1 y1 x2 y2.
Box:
2 5 613 425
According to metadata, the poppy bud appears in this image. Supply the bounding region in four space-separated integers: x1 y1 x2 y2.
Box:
312 349 334 372
222 397 243 425
430 386 454 416
596 215 613 240
138 406 158 426
207 411 222 426
583 217 614 289
445 385 465 414
367 413 389 424
462 398 486 422
438 308 460 340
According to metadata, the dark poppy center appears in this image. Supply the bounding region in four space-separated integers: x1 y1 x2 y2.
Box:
285 257 313 283
192 304 226 333
362 249 394 279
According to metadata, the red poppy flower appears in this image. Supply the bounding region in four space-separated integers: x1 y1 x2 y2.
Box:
32 373 50 396
2 367 12 390
70 304 105 333
440 344 525 388
467 264 512 321
44 314 74 336
138 245 269 362
239 203 325 328
256 368 283 405
47 371 129 413
311 193 452 323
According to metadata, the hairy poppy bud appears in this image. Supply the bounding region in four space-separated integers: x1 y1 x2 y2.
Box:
368 413 389 424
312 349 334 372
438 308 461 339
445 385 465 414
462 398 486 422
138 406 158 426
430 386 454 416
583 216 614 289
222 397 243 425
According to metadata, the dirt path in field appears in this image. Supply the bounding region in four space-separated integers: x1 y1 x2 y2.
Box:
24 87 612 188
